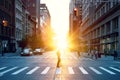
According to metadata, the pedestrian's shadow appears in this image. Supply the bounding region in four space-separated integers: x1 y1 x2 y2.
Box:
54 67 62 80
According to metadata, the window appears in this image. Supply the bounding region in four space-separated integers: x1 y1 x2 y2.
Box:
101 25 105 35
94 30 97 38
101 6 105 15
96 10 100 19
112 17 118 30
97 28 100 36
106 2 111 11
106 21 111 33
113 0 119 6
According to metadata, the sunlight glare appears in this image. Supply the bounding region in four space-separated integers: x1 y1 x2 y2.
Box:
41 0 70 52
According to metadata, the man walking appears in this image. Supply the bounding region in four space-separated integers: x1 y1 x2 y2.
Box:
56 50 61 67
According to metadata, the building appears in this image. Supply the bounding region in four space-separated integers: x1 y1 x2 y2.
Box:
69 0 82 51
21 0 38 37
0 0 16 53
69 0 74 35
80 0 120 54
40 4 51 48
15 0 23 51
24 0 40 29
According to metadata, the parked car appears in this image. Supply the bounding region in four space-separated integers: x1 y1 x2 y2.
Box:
33 48 44 55
21 48 33 56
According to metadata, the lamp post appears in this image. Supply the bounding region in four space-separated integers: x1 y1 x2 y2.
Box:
1 19 8 56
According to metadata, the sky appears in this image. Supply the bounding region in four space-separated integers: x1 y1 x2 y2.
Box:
41 0 70 36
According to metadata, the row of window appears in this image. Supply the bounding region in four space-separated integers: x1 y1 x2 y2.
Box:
100 41 118 52
0 0 13 12
86 17 119 39
16 29 22 40
95 1 119 20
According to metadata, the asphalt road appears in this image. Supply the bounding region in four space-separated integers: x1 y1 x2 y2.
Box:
0 51 120 80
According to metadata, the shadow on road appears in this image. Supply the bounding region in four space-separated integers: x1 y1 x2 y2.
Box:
53 68 62 80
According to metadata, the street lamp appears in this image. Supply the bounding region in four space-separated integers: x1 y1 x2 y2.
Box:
1 19 8 56
2 20 8 27
73 8 78 16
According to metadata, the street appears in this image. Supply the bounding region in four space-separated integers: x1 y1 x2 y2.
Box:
0 51 120 80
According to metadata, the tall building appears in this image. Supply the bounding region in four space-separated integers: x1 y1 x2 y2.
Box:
40 4 51 48
69 0 75 36
15 0 23 51
69 0 82 51
0 0 16 53
80 0 120 54
24 0 40 28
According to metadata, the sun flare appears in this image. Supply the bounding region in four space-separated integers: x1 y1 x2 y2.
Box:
41 0 70 53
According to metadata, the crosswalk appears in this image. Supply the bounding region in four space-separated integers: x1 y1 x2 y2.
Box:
0 66 120 76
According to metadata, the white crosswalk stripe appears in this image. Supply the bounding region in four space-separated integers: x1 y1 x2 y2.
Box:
0 66 120 76
0 67 18 76
109 67 120 72
89 67 102 74
68 67 74 74
41 67 50 74
12 67 28 75
26 67 40 74
79 67 88 74
99 67 116 74
0 67 7 71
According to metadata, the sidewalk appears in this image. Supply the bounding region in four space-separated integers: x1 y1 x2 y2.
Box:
82 52 120 61
0 52 20 57
97 55 114 60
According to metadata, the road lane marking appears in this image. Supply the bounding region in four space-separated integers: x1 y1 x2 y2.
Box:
12 67 28 75
99 67 115 74
26 67 40 74
109 67 120 72
89 67 102 74
79 67 88 74
0 67 7 71
0 67 18 76
41 67 50 74
68 67 74 74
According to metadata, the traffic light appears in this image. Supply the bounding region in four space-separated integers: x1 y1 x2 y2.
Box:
2 20 8 27
74 8 78 16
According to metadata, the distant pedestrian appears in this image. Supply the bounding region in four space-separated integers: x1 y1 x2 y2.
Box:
91 50 94 59
95 50 98 60
88 49 90 56
114 50 118 60
56 50 61 67
98 51 101 58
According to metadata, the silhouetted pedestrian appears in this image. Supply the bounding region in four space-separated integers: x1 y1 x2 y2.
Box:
114 50 118 60
95 50 98 60
56 50 61 67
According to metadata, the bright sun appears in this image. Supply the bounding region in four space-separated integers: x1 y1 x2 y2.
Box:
41 0 70 51
54 34 68 50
